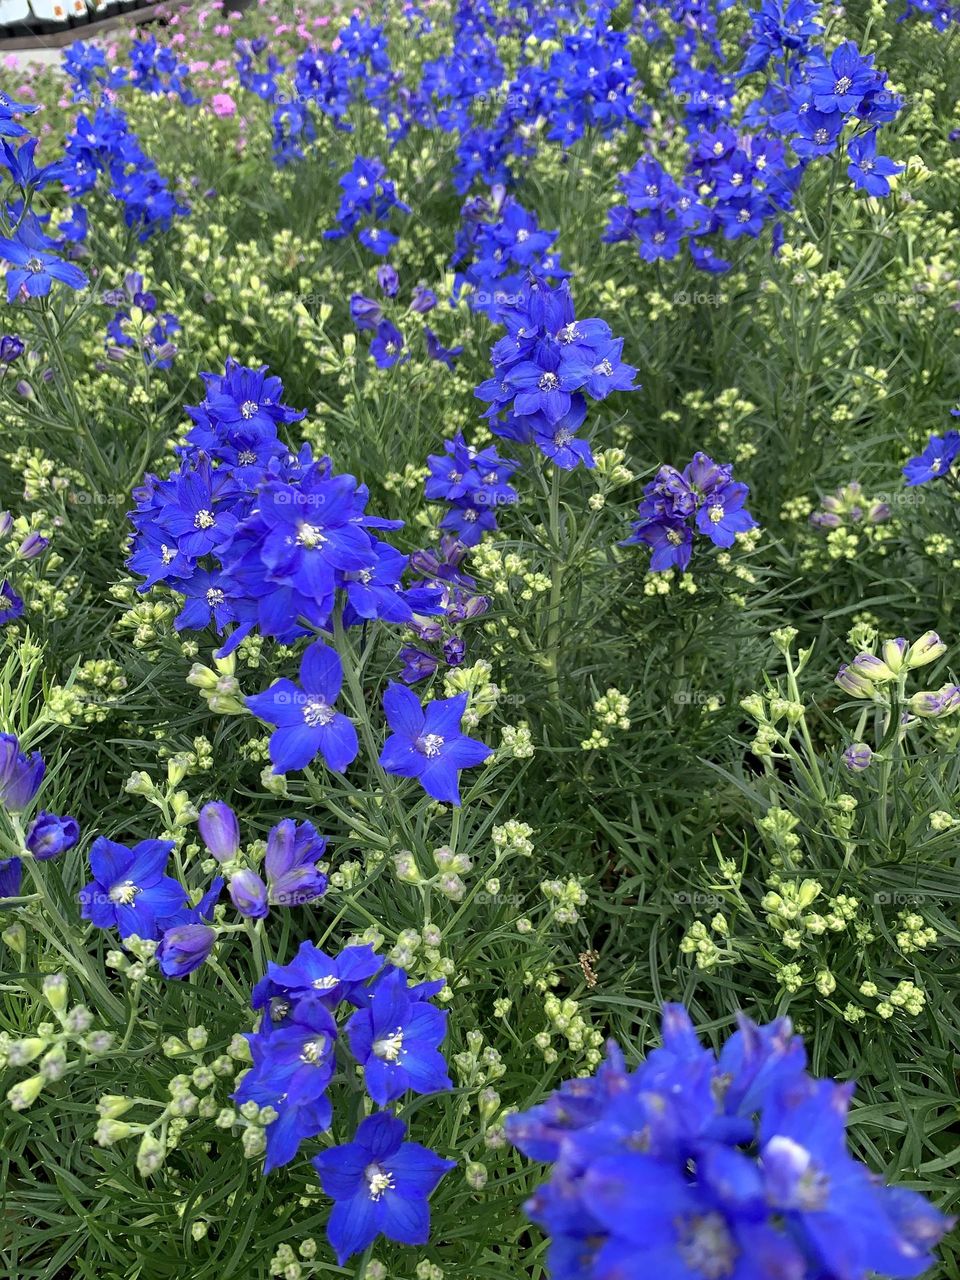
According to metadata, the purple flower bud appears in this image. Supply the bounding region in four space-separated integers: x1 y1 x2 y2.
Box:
809 511 841 529
349 293 383 331
410 284 437 314
835 664 876 699
0 512 12 537
377 264 399 297
851 653 896 682
16 533 48 561
198 801 240 861
880 638 908 675
265 819 327 907
25 811 79 860
842 742 873 772
0 335 24 364
868 502 891 523
0 856 22 899
0 735 45 812
15 380 32 399
399 647 439 683
229 869 269 919
157 923 217 978
443 635 466 666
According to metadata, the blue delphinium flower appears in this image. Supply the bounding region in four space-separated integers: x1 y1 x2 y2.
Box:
246 641 359 775
234 997 339 1172
847 130 903 196
507 1004 952 1280
255 941 382 1011
902 431 960 485
346 966 453 1104
623 452 757 571
25 811 79 861
0 214 89 303
0 581 24 626
313 1112 455 1264
0 734 45 812
379 683 491 805
425 433 518 549
369 319 407 367
79 837 187 939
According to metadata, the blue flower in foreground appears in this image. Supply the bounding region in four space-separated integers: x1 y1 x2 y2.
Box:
0 856 22 899
346 966 452 1104
79 837 187 939
246 641 359 775
902 431 960 485
379 683 492 805
0 734 45 811
0 214 88 302
25 811 79 861
313 1112 455 1265
507 1003 952 1280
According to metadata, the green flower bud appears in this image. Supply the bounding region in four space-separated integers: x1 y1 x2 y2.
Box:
906 631 947 669
2 922 26 954
42 973 69 1016
187 1026 208 1051
136 1132 165 1177
7 1073 44 1110
465 1161 487 1190
95 1118 135 1145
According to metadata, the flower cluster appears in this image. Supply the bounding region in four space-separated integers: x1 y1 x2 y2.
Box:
507 1004 951 1279
323 155 411 256
238 943 455 1259
451 190 566 321
476 278 638 470
425 431 519 548
836 630 960 723
809 481 891 529
127 359 441 653
62 103 189 240
623 452 757 571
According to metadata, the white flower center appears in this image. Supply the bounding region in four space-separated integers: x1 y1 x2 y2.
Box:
372 1028 405 1061
416 733 445 757
206 588 225 605
109 881 140 905
194 509 215 529
834 75 852 95
538 372 559 391
299 1036 326 1064
297 523 326 549
240 400 258 419
365 1163 395 1201
677 1213 737 1279
303 696 336 727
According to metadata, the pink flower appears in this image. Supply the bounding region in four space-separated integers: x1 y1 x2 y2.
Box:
211 93 236 118
214 23 230 35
